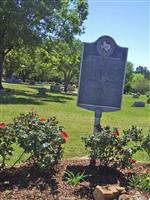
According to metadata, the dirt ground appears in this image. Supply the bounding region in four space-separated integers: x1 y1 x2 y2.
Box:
0 159 149 200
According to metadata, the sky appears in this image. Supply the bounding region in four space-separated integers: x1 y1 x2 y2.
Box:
77 0 150 69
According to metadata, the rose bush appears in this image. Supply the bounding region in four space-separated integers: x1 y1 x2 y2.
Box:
0 123 16 169
12 111 69 169
82 126 143 169
142 130 150 159
0 111 69 170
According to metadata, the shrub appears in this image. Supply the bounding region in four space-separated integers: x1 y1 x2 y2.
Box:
142 131 150 159
13 111 69 169
82 126 143 169
0 123 16 169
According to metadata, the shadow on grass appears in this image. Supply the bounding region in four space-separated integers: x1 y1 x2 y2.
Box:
0 88 74 104
0 164 58 196
0 96 43 105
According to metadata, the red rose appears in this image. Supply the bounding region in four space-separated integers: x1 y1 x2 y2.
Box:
0 122 6 129
60 131 69 142
40 118 47 122
128 158 136 164
113 129 119 136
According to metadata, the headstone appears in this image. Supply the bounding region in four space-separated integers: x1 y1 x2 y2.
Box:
132 101 145 107
132 93 140 98
77 36 128 132
50 83 61 93
0 89 5 93
29 80 35 85
6 77 21 83
67 84 75 93
37 88 47 96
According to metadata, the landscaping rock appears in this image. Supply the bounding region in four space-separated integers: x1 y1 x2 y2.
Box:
118 192 148 200
118 194 133 200
93 185 125 200
133 192 148 200
132 101 145 107
59 197 76 200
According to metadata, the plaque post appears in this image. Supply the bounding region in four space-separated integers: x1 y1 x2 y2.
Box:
90 109 102 166
93 109 102 134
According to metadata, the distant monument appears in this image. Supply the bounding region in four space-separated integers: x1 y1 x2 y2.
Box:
77 36 128 132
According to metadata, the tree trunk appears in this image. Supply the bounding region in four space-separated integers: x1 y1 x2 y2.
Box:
64 81 68 92
0 53 5 89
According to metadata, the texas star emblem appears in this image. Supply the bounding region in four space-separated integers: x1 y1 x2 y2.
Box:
101 41 111 52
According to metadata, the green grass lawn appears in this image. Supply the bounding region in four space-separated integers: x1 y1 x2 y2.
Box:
0 82 150 164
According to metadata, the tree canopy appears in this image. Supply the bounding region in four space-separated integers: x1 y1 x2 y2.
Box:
125 62 134 84
135 66 150 80
0 0 88 88
50 39 81 91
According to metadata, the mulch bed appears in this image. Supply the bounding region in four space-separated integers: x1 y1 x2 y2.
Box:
0 159 149 200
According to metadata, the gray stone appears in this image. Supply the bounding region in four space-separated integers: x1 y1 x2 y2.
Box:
119 192 147 200
0 89 5 93
6 77 21 83
132 93 140 98
37 88 47 96
67 84 76 93
59 198 76 200
29 80 35 85
50 83 61 93
132 101 145 107
133 191 148 200
77 35 128 112
118 194 133 200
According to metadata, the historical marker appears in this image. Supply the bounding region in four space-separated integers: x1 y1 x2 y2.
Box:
77 36 128 132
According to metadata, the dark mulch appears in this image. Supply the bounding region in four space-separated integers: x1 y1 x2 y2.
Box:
0 159 149 200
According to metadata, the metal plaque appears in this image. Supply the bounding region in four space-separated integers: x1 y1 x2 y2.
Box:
77 36 128 112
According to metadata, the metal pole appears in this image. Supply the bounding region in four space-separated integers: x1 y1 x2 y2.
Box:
93 109 102 134
90 109 102 166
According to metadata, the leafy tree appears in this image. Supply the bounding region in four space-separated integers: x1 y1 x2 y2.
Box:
124 62 134 93
131 73 149 94
132 79 150 94
125 62 134 84
135 66 150 80
124 82 132 94
3 50 18 79
132 73 144 82
32 45 57 82
4 47 34 81
0 0 88 89
51 39 81 92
